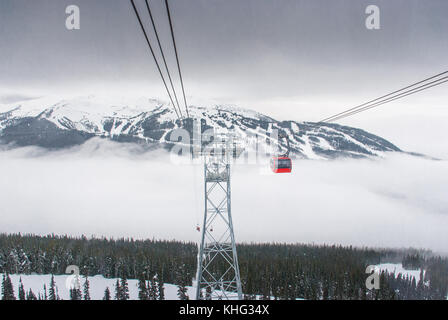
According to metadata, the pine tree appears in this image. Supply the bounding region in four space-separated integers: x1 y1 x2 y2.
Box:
176 263 190 300
43 284 47 300
18 277 26 300
177 284 189 300
149 276 159 300
48 275 56 300
70 288 81 300
1 233 446 301
83 276 91 300
103 287 111 300
138 276 148 300
120 277 130 300
417 269 425 299
27 288 37 300
158 279 165 300
114 279 121 300
1 273 16 300
147 280 155 300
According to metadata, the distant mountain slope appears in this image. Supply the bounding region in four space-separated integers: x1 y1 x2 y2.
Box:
0 95 401 159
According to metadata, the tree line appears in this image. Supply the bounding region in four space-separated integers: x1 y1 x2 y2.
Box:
0 233 447 300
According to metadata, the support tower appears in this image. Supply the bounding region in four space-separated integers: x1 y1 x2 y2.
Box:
196 137 243 300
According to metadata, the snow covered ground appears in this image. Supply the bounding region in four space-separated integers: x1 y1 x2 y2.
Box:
3 273 197 300
3 266 446 300
376 263 448 300
376 263 424 283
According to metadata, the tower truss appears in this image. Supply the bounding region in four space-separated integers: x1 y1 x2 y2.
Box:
195 136 243 300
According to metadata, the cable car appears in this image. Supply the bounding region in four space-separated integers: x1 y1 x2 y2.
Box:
270 156 292 173
270 132 292 173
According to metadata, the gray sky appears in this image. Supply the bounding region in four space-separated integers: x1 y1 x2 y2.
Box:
1 0 447 156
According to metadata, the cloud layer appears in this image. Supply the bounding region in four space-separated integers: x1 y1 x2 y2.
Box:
0 139 447 253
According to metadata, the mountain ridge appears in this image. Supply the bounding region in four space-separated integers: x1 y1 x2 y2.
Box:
0 95 401 159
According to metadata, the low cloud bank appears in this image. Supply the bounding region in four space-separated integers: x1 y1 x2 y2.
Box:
0 139 447 253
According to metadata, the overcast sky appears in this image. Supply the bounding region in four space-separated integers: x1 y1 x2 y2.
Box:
1 1 446 102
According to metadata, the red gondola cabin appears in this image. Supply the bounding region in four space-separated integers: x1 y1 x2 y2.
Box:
270 156 292 173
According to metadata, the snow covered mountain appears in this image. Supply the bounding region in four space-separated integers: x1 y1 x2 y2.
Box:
0 95 400 159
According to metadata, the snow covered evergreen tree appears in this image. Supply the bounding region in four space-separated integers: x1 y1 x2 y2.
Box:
18 249 32 274
83 276 91 300
120 277 130 300
43 284 47 300
177 284 189 300
70 288 81 300
27 288 37 300
18 277 26 300
158 279 165 300
0 233 446 300
48 275 57 300
103 287 111 300
138 276 148 300
149 276 159 300
114 279 121 300
1 273 16 300
417 269 426 299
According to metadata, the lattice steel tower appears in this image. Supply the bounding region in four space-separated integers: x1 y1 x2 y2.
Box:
195 136 243 300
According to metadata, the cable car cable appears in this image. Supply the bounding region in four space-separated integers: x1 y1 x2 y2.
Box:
165 0 190 118
129 0 181 121
326 77 448 123
324 75 448 123
144 0 184 119
319 70 448 122
319 70 448 123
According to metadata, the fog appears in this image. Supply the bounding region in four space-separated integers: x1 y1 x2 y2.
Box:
0 139 447 253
